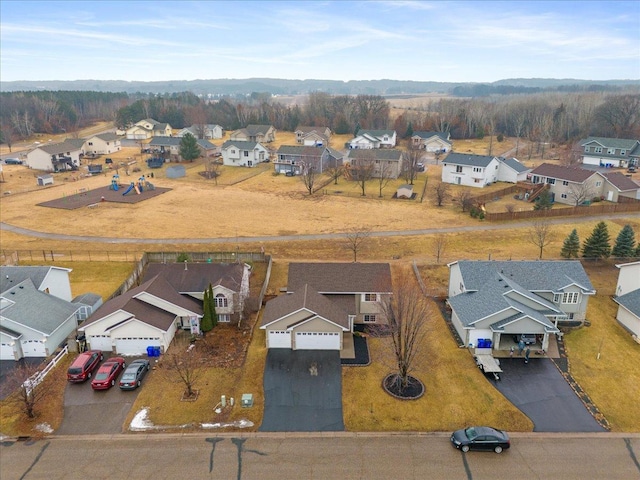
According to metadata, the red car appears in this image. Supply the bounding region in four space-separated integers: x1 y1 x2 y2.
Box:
91 357 126 390
67 350 103 383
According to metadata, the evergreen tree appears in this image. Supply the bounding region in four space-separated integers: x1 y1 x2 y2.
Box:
611 225 636 258
582 221 611 259
200 286 213 334
353 122 361 137
405 122 414 139
533 189 553 210
636 243 640 257
179 133 200 162
560 229 580 258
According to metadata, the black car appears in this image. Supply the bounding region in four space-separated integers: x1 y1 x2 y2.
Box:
119 359 150 390
4 158 22 165
450 426 510 453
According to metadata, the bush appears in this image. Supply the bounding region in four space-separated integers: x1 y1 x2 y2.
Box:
497 133 504 142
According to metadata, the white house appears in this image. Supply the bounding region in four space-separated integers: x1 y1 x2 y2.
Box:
498 157 531 183
410 131 452 152
349 130 397 149
25 140 83 172
441 153 529 188
1 265 74 301
613 261 640 340
125 119 172 139
177 124 224 140
447 260 595 352
221 141 269 167
83 133 122 155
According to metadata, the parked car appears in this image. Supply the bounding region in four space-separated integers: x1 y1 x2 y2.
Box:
67 350 103 383
119 359 150 390
512 333 536 345
91 357 126 390
450 426 510 453
4 158 22 165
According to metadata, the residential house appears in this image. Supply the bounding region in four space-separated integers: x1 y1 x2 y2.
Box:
229 124 276 143
260 263 392 352
295 126 331 146
347 149 404 179
148 137 219 158
410 131 452 152
83 133 122 155
580 137 640 168
529 163 640 204
441 153 529 187
447 260 596 352
274 145 343 175
125 119 172 140
348 130 397 149
1 266 85 360
613 261 640 340
79 262 250 355
221 141 269 167
177 124 224 140
25 140 83 172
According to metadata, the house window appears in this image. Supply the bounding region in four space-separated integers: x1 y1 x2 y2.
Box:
562 180 569 186
553 293 561 303
88 142 93 146
621 150 626 156
474 178 481 183
215 294 228 308
364 293 378 302
218 314 230 323
562 292 579 304
595 181 602 187
231 149 236 154
546 178 555 185
455 165 463 173
244 151 249 157
473 167 482 173
607 148 615 155
584 147 590 153
363 314 377 323
595 147 602 153
561 193 567 199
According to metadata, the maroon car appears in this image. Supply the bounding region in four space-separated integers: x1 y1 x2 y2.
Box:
67 350 103 383
91 357 126 390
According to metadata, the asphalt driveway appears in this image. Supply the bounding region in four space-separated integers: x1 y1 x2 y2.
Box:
492 358 606 432
56 358 147 435
260 350 344 432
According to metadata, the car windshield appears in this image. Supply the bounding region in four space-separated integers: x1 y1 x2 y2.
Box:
465 427 478 440
68 368 82 374
95 372 109 380
121 373 136 380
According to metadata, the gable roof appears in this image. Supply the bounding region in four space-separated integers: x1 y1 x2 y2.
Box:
221 140 263 151
0 266 71 294
1 279 80 335
296 126 329 134
614 289 640 317
347 149 403 161
444 153 497 167
36 140 83 155
287 263 392 294
530 163 600 183
277 145 325 155
143 262 245 294
245 124 274 135
93 132 119 142
357 129 395 138
261 284 350 329
412 131 451 143
149 137 216 149
602 171 640 191
501 157 530 173
580 137 640 150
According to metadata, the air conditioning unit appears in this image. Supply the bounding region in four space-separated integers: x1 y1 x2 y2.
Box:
241 393 253 408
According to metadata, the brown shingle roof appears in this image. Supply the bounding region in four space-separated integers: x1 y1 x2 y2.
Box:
287 263 392 294
143 263 244 294
602 172 640 191
530 163 599 183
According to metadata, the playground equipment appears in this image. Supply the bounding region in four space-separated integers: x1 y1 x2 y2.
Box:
110 174 119 191
146 157 164 168
122 182 136 196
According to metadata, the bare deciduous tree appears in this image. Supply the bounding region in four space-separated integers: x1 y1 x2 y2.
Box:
401 147 423 185
350 150 376 196
376 159 394 198
343 227 371 262
568 182 596 206
326 157 344 185
163 346 206 398
299 160 318 195
5 362 51 419
432 181 450 207
528 218 553 259
453 189 474 212
432 234 448 263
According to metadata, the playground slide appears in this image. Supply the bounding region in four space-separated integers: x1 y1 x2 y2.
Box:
122 184 135 196
134 184 141 194
111 181 119 191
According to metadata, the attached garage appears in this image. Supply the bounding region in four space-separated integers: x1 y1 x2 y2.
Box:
115 337 161 356
88 334 113 352
267 331 291 349
295 331 341 350
21 339 47 357
1 343 16 360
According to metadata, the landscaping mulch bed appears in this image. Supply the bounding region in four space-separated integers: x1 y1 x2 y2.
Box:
382 373 425 400
196 324 253 368
37 184 172 210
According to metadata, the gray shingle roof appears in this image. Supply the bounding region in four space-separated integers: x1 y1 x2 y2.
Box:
277 145 324 155
347 149 402 161
0 266 71 294
222 140 261 150
444 153 496 167
614 289 640 317
501 157 530 173
287 263 392 294
94 133 119 142
1 279 80 335
149 137 216 149
581 137 640 150
357 129 395 137
412 131 451 143
37 140 83 155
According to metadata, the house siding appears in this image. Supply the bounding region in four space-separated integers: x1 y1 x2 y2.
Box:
616 306 640 337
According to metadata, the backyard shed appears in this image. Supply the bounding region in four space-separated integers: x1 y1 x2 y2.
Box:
37 174 54 186
396 184 413 199
166 165 186 179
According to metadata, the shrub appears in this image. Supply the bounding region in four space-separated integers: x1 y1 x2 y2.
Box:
497 133 504 142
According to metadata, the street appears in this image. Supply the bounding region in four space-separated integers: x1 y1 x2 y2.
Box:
1 433 639 480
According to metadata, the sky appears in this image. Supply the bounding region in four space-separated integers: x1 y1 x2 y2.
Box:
1 0 639 83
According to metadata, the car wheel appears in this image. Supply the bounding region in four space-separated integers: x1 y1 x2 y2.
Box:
137 380 141 387
111 379 115 386
146 364 150 370
494 446 503 454
461 445 470 453
87 372 92 379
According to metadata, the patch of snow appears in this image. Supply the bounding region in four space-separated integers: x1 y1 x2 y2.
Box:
129 407 155 431
201 419 254 429
34 423 53 434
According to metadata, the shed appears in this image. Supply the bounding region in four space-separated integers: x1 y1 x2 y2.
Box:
166 165 186 179
396 184 413 199
37 174 54 186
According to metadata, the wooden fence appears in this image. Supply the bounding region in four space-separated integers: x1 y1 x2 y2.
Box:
483 201 640 222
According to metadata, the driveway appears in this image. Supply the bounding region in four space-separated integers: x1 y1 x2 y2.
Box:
260 350 344 432
492 358 606 432
56 358 146 435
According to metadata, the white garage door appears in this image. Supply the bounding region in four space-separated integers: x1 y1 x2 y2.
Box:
267 331 291 349
21 340 46 357
88 335 113 352
1 343 16 360
295 332 341 350
115 337 161 356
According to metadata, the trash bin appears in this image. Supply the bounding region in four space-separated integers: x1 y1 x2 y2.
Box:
147 346 155 357
153 346 161 357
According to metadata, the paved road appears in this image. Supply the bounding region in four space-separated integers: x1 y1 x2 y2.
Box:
2 211 639 245
1 433 639 480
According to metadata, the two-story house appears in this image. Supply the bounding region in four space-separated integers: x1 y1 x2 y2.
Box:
410 131 452 152
348 130 397 149
149 137 219 158
613 261 640 340
177 124 224 140
221 141 269 167
25 139 84 172
229 124 276 143
347 149 404 179
294 126 331 146
447 260 595 353
125 119 172 140
274 145 343 175
260 263 392 352
83 133 122 156
441 153 529 188
580 137 640 168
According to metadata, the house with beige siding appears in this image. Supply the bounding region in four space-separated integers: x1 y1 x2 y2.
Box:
295 126 331 146
613 261 640 340
25 140 83 172
125 119 172 140
230 124 276 143
83 133 121 155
